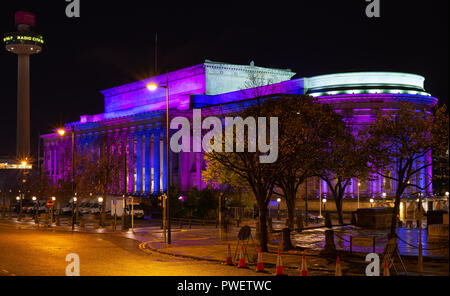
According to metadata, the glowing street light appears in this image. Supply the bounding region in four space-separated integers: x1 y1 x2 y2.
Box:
51 196 56 201
382 192 386 198
16 196 20 201
370 198 374 208
147 79 171 244
57 128 66 137
146 83 158 91
32 196 36 201
98 197 103 203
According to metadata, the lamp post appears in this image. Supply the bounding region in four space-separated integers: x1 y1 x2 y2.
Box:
51 196 56 223
98 197 104 227
357 182 361 209
57 127 76 209
445 192 449 209
322 198 327 212
32 196 37 223
16 195 22 221
369 198 374 208
147 79 171 244
277 198 281 220
72 197 77 230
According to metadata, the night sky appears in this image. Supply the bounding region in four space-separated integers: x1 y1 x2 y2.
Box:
0 0 448 157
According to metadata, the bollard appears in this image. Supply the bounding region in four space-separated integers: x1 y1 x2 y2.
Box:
280 227 294 251
267 217 273 232
324 212 332 228
80 219 85 228
55 216 60 226
320 229 337 257
67 218 72 227
351 212 357 225
94 220 100 229
296 215 304 232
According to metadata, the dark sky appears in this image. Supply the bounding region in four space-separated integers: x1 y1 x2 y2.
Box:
0 0 448 157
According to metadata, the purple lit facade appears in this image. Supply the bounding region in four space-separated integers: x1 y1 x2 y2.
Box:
41 61 438 200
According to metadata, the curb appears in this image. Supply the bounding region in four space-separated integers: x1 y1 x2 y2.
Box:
139 240 336 273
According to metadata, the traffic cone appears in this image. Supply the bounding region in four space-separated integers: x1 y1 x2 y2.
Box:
300 252 308 276
383 260 390 276
225 244 233 266
335 256 342 276
238 244 247 268
275 249 285 276
256 248 264 272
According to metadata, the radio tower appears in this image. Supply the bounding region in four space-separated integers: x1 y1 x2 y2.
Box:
3 11 44 162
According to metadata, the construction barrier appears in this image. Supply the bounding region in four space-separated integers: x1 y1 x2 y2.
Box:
256 248 264 272
275 249 285 276
300 252 308 276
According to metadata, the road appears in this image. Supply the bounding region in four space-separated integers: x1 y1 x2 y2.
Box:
0 221 265 276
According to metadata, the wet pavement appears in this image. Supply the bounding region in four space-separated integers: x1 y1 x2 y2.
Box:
291 226 449 259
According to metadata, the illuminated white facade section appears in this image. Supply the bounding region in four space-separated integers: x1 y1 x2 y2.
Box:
307 72 425 91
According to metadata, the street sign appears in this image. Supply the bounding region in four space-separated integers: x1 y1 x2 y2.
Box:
46 200 55 208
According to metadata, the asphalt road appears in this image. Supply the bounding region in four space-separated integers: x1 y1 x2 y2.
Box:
0 221 266 276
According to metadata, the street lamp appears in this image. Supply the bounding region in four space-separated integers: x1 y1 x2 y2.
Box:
357 182 361 209
370 198 374 208
277 198 281 220
57 126 76 218
322 198 327 212
147 79 171 244
71 197 77 230
16 196 22 221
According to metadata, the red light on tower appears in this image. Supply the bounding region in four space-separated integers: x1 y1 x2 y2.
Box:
15 11 36 28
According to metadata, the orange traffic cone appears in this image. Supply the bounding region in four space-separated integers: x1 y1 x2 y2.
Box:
383 260 390 276
238 244 247 268
225 244 233 266
256 248 264 272
275 249 285 276
300 252 308 276
335 256 342 276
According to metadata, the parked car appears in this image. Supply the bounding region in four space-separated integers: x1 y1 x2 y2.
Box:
79 202 92 215
125 203 145 219
61 203 74 215
88 203 102 215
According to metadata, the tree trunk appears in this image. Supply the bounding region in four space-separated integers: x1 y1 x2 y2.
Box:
390 194 402 238
258 205 269 252
286 196 295 230
335 196 344 225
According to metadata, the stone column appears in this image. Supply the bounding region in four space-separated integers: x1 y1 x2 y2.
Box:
136 131 143 194
153 134 160 194
144 131 151 194
425 151 433 195
128 132 135 193
162 136 167 191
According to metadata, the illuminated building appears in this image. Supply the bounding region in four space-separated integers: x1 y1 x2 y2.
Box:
41 60 437 200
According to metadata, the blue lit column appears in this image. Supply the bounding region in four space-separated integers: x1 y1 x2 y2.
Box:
162 136 167 192
128 133 135 194
144 131 151 194
425 151 433 195
153 134 160 194
136 131 143 194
